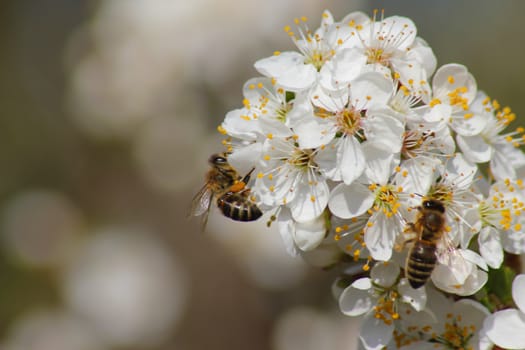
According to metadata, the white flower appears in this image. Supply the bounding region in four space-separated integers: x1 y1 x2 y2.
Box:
255 136 329 223
394 287 489 350
424 64 486 136
338 262 426 350
482 274 525 350
334 10 436 100
296 71 403 185
425 153 480 246
431 249 488 296
456 92 525 181
332 214 371 265
254 11 338 91
475 179 525 267
277 207 327 254
329 146 420 261
398 121 454 196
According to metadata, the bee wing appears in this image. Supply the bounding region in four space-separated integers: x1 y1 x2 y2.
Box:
436 232 462 266
188 184 214 217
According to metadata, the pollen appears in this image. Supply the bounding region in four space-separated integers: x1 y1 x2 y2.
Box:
267 133 273 139
264 154 271 161
310 195 316 202
269 185 275 192
257 172 264 179
429 98 442 107
447 75 455 84
217 125 227 135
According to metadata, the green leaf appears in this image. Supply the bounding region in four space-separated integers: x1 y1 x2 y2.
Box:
480 266 516 311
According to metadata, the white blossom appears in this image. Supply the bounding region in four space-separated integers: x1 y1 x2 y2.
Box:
481 274 525 350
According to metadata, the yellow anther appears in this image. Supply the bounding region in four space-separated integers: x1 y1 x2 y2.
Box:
217 125 227 135
429 98 442 107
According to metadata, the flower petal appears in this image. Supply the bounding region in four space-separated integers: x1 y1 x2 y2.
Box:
290 177 329 223
254 51 317 91
502 229 525 254
365 211 399 261
329 183 374 219
484 309 525 349
512 274 525 313
370 262 400 288
456 134 493 163
362 143 395 185
350 71 393 110
359 312 394 350
228 142 263 175
339 278 373 316
478 226 503 269
395 156 438 196
398 278 427 312
316 139 342 181
363 113 404 153
329 48 367 86
293 116 335 149
222 108 261 140
277 207 299 257
293 215 326 251
339 136 366 185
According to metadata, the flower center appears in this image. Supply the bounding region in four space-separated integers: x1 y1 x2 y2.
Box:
430 315 475 350
369 184 402 218
401 130 434 159
427 184 453 206
478 201 512 231
366 47 392 66
447 86 470 110
304 48 334 71
335 106 364 138
371 277 401 324
276 102 292 123
289 148 315 170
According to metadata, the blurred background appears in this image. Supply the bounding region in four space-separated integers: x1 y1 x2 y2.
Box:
0 0 523 349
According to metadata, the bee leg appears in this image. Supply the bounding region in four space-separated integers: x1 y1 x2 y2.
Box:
241 168 256 184
395 225 417 252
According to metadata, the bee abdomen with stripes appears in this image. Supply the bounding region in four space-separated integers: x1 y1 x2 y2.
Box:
406 241 438 289
217 192 262 222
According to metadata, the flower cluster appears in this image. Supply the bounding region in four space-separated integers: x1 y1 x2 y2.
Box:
213 9 525 350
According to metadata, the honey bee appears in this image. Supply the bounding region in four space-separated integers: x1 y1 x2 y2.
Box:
189 153 262 231
404 199 447 289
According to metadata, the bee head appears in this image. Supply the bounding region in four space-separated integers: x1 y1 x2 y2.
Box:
209 153 228 166
422 199 445 213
